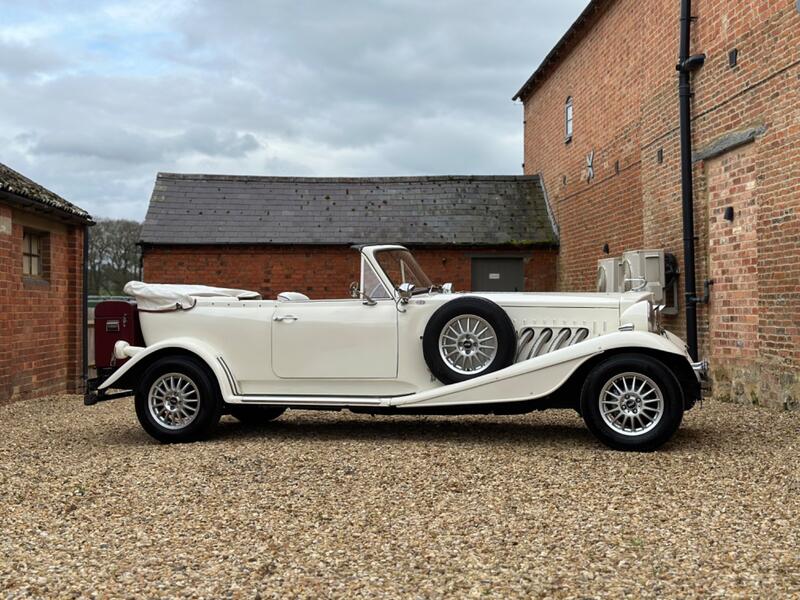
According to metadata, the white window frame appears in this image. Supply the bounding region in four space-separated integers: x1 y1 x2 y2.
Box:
565 96 574 142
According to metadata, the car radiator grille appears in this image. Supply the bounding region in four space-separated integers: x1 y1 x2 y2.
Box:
515 327 590 362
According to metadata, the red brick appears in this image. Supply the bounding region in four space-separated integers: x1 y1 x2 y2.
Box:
142 245 557 298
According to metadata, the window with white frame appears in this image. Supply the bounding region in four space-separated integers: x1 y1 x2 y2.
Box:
565 96 574 142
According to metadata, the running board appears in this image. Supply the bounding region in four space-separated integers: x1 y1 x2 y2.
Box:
237 395 390 408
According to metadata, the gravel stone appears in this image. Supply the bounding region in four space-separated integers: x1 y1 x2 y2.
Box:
1 396 798 598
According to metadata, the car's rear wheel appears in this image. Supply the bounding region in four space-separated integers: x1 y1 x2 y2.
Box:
423 297 516 384
135 356 222 443
580 354 684 451
228 405 286 424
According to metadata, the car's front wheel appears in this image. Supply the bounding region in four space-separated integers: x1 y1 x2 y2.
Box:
135 356 222 443
580 354 684 451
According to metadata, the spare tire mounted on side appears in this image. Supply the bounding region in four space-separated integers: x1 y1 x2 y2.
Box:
422 297 517 384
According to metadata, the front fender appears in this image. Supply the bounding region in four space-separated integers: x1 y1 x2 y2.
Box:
392 329 691 409
589 330 689 359
97 337 234 398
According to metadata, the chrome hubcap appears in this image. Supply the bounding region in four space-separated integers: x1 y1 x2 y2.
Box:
599 372 664 437
148 373 201 430
439 315 497 375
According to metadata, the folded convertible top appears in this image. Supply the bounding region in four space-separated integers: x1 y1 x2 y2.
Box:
123 281 262 312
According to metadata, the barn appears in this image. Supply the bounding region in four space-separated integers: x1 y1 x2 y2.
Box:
514 0 800 408
139 173 559 298
0 162 93 402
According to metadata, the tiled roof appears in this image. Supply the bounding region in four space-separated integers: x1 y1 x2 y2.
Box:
140 173 558 247
0 161 92 222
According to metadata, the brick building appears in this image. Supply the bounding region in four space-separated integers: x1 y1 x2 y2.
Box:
140 174 558 298
0 162 93 403
515 0 799 408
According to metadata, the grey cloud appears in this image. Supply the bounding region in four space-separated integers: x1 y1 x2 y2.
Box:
29 129 156 163
27 126 262 163
155 0 583 148
0 41 70 77
0 0 588 219
178 127 260 158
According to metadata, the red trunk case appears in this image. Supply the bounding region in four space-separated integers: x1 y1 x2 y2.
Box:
94 300 143 369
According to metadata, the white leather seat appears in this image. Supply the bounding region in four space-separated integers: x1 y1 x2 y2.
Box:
277 291 310 302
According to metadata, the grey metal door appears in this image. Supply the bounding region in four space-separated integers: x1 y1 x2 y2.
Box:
471 258 524 292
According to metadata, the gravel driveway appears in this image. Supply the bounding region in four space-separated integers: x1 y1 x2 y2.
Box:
1 396 798 598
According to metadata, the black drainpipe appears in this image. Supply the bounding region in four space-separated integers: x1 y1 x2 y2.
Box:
676 0 706 361
137 242 144 280
82 223 90 393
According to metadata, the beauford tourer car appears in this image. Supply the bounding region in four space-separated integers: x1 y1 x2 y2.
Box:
87 244 707 451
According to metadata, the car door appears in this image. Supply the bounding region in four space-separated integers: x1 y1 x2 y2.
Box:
271 299 398 379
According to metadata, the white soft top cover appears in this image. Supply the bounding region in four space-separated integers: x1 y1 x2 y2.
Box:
123 281 262 312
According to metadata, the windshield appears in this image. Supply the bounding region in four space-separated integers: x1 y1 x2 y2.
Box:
374 249 433 291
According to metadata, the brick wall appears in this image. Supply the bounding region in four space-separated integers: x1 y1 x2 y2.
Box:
706 147 759 364
142 244 558 299
521 0 800 409
0 201 86 403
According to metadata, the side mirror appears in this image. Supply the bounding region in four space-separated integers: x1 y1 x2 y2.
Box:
441 282 453 294
350 281 377 306
398 282 415 301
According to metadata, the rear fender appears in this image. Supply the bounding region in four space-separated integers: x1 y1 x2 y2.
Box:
97 338 234 398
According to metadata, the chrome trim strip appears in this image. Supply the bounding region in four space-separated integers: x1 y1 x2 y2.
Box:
217 357 241 396
237 395 387 407
691 359 709 381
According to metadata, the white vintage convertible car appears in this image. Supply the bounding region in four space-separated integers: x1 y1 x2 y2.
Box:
88 244 706 451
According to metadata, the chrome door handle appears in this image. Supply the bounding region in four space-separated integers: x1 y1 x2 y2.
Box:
273 314 299 322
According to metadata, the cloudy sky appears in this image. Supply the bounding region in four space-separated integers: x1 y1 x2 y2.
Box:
0 0 587 220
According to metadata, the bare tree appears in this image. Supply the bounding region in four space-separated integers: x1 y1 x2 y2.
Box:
88 219 142 295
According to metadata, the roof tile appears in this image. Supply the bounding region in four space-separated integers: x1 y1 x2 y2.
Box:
0 162 92 222
140 173 558 247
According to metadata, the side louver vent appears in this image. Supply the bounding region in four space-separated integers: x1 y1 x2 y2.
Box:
515 327 590 362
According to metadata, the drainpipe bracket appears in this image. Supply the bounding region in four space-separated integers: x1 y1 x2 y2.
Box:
677 53 707 73
686 279 715 305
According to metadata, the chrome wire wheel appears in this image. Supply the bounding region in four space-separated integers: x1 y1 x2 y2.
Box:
438 314 498 375
148 373 201 430
599 372 664 437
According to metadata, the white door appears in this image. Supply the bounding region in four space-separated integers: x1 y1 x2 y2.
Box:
271 300 398 379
